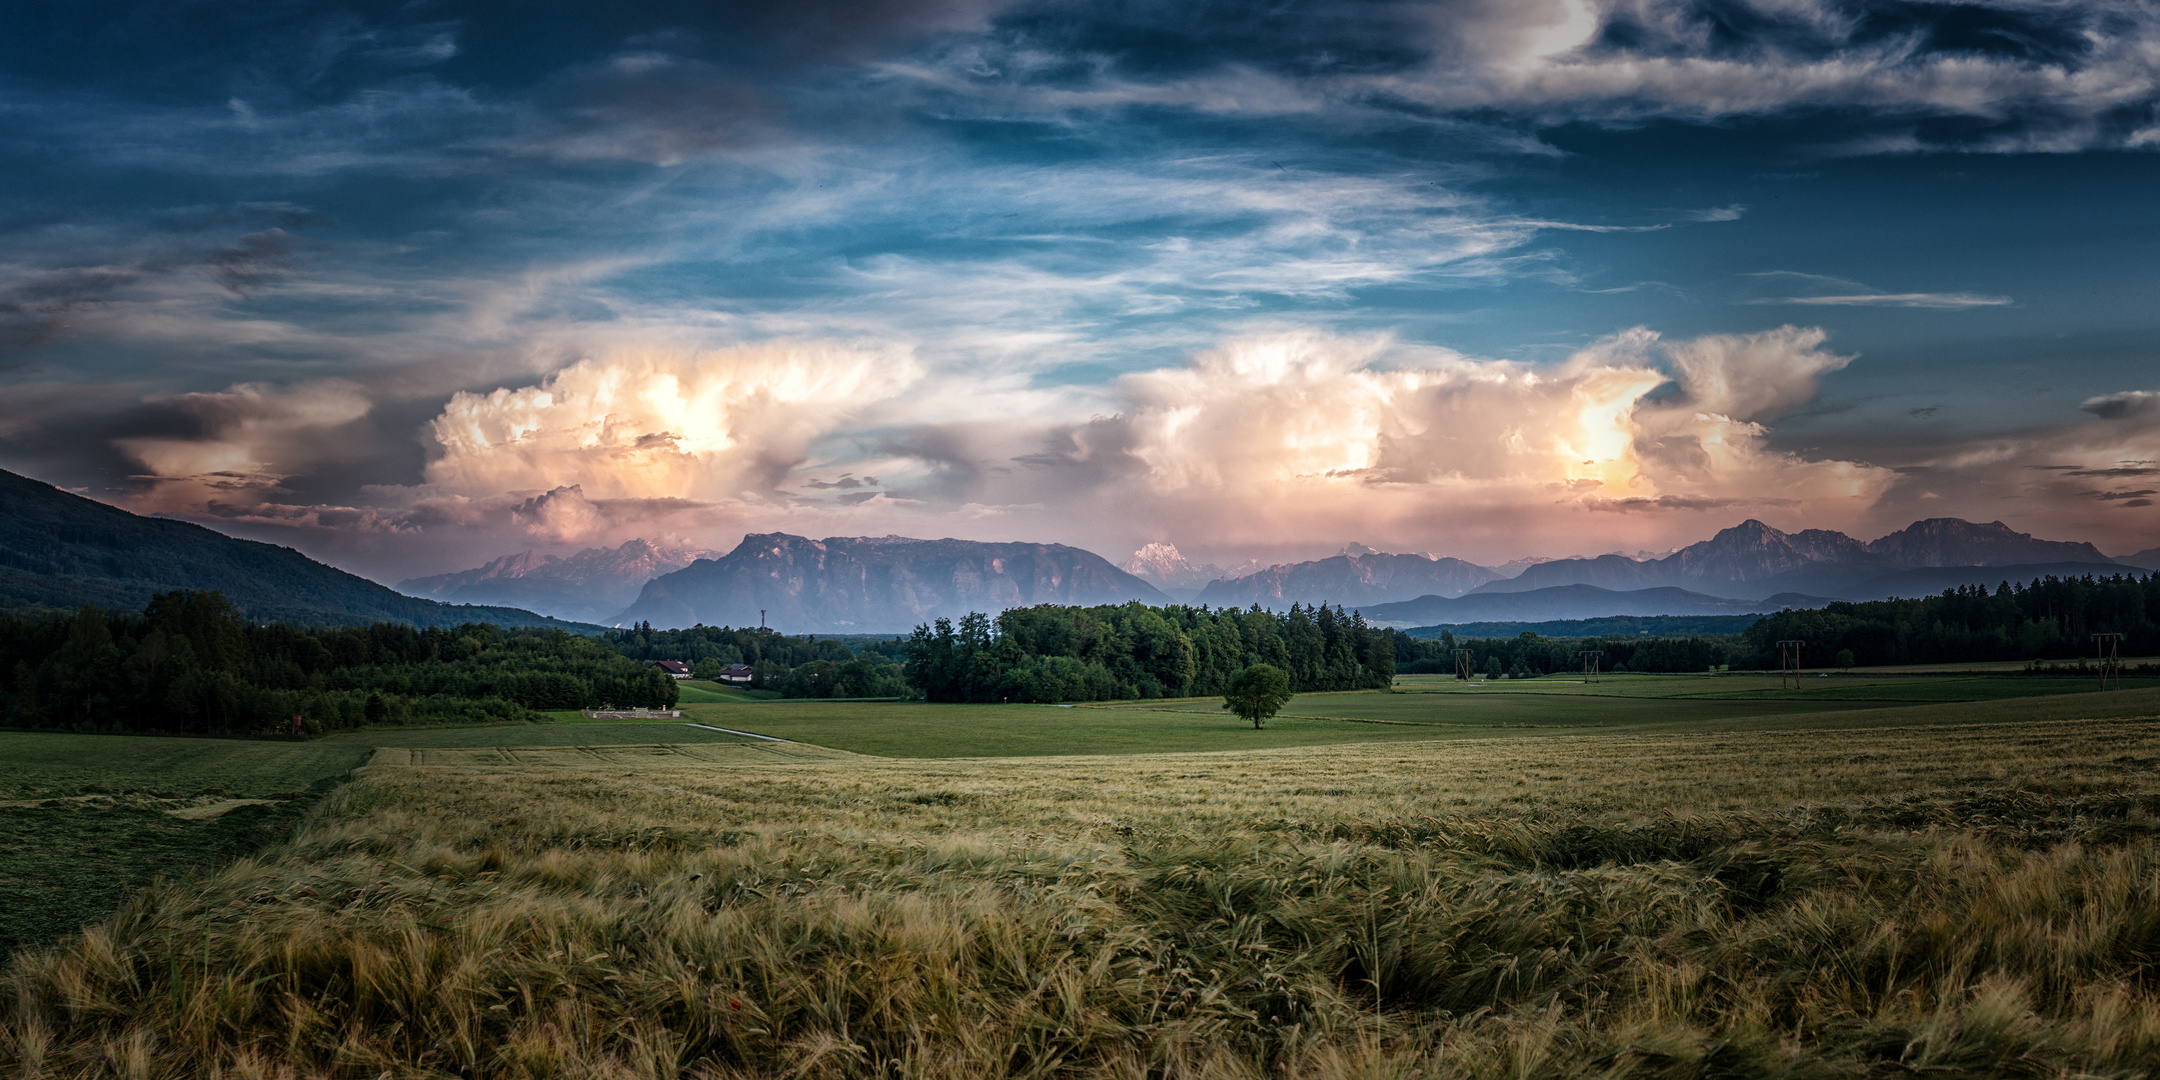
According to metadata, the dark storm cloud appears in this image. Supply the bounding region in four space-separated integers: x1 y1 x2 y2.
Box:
2082 390 2160 420
871 427 995 503
0 225 309 354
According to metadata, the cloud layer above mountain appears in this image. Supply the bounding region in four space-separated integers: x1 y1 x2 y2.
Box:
3 0 2158 578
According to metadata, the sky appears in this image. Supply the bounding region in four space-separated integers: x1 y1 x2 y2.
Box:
4 0 2160 582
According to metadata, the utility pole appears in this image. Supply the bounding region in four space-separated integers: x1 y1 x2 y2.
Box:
1777 640 1805 690
1576 649 1603 684
2093 632 2124 691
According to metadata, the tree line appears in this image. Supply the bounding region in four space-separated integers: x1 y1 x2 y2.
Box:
1388 628 1732 677
1744 571 2160 668
905 602 1395 703
1 592 678 736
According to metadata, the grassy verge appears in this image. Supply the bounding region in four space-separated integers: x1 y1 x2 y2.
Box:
355 722 756 748
8 714 2160 1077
0 778 342 956
0 732 375 955
1386 670 2160 700
0 723 763 953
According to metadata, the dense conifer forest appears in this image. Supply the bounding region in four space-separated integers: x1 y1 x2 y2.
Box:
1745 572 2160 667
0 592 677 735
904 602 1396 703
1388 628 1732 677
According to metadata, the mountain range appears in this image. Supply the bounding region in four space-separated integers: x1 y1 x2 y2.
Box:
9 457 2146 635
1118 517 2149 628
581 517 2148 630
1192 544 1501 609
615 532 1170 633
1472 518 2117 599
0 469 598 630
399 539 716 623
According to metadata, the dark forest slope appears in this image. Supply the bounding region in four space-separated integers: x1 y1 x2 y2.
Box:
0 470 596 629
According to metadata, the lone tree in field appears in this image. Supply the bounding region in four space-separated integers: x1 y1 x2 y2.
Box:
1222 664 1292 729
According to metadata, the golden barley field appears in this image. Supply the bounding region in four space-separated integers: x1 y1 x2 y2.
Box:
9 716 2160 1079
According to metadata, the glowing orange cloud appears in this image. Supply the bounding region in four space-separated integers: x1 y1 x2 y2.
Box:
424 340 921 502
380 325 1903 564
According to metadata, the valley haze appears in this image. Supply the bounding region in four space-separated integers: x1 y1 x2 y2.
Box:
392 515 2150 633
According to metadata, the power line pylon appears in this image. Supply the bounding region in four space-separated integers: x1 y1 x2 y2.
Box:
1453 648 1473 681
1777 640 1805 690
1576 649 1603 684
2093 632 2125 691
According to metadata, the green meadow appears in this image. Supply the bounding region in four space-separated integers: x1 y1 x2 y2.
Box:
676 673 2160 755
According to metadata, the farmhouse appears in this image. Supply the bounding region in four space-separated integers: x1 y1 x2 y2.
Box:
649 659 692 679
716 663 754 684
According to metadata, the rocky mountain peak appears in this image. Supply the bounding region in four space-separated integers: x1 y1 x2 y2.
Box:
1123 542 1193 578
1864 518 2112 566
618 532 1169 631
1713 519 1787 544
1122 542 1228 590
399 537 717 623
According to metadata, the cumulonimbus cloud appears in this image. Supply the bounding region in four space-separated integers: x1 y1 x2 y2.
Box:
1086 326 1887 532
423 339 923 504
962 325 1893 561
102 323 2157 567
120 317 2153 569
301 323 1896 563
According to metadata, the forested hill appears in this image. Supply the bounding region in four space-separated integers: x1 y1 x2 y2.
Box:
0 469 597 630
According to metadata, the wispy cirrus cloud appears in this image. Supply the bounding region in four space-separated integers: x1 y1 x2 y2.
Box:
896 0 2160 153
1740 272 2011 310
1756 292 2014 309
